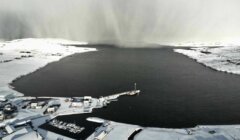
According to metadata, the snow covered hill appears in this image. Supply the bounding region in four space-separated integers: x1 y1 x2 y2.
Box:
174 46 240 74
0 38 96 97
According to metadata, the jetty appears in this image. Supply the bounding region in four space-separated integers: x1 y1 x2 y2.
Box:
103 83 140 101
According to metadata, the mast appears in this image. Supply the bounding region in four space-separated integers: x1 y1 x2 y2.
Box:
134 83 137 91
134 82 140 95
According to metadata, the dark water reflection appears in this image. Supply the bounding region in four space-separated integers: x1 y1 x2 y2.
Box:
12 47 240 129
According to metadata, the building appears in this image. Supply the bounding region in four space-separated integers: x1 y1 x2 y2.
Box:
30 101 46 109
5 125 15 134
71 97 84 107
83 96 92 107
0 111 5 121
47 107 56 113
71 102 83 108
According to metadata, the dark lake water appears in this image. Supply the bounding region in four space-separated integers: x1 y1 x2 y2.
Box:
12 47 240 129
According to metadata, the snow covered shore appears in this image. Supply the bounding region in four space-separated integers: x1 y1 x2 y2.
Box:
174 46 240 74
0 38 96 96
86 118 240 140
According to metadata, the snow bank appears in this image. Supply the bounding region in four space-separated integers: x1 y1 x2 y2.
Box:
0 38 96 96
86 119 240 140
174 46 240 74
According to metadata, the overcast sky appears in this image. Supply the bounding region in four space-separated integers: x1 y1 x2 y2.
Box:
0 0 240 45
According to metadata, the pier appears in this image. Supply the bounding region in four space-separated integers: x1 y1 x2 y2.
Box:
103 90 140 101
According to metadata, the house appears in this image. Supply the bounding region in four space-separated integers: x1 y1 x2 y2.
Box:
71 102 83 108
47 107 56 113
30 103 38 109
71 97 84 107
83 96 92 107
30 101 46 109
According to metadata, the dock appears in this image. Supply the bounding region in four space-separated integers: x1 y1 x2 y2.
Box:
103 83 140 101
103 90 140 101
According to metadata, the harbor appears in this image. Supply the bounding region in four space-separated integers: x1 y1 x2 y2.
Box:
0 85 141 139
2 40 240 139
49 119 85 134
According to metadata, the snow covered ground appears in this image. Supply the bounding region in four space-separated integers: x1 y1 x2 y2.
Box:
0 38 96 96
174 46 240 74
2 39 240 139
86 118 240 140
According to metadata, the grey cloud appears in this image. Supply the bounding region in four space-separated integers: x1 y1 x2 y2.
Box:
0 0 240 46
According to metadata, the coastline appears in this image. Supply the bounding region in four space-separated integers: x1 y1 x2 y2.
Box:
12 46 240 128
